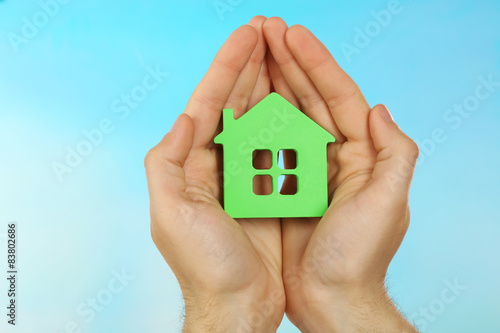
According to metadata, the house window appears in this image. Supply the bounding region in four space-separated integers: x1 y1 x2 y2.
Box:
253 175 273 195
278 149 297 170
253 149 298 196
252 149 272 169
278 175 298 195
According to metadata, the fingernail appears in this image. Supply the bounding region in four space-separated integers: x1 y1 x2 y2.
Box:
378 104 394 122
170 114 183 132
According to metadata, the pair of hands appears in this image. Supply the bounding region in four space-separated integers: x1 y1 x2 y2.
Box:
145 16 419 332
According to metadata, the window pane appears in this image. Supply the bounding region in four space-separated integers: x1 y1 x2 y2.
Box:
253 175 273 195
253 150 272 169
279 174 297 195
278 149 296 170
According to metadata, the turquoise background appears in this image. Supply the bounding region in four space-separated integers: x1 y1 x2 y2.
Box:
1 0 499 332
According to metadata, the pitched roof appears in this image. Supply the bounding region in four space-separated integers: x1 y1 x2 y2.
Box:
214 93 335 144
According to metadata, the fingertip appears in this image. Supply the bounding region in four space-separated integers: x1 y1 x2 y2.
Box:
248 16 267 49
159 113 194 167
285 24 325 59
234 24 259 46
248 16 267 37
285 24 313 56
263 18 289 53
366 107 419 197
175 113 194 132
266 16 287 24
369 105 419 161
249 15 267 26
240 23 258 35
287 24 307 32
263 16 288 35
169 112 186 133
159 113 194 151
285 24 309 41
373 104 394 123
145 114 194 200
370 105 396 146
370 104 395 131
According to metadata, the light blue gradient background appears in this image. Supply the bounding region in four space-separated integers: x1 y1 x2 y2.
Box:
1 0 499 332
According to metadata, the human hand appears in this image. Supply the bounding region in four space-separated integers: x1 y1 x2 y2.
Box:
144 16 285 332
263 17 419 332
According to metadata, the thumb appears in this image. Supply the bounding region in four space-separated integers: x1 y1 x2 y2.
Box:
366 104 419 199
144 113 195 201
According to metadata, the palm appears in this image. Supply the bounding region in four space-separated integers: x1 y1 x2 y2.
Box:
314 141 378 280
279 139 378 286
147 17 285 309
178 129 283 294
260 18 416 323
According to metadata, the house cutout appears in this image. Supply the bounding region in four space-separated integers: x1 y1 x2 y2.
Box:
214 93 335 218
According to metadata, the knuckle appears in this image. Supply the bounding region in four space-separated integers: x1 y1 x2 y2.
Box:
406 138 420 161
398 136 420 162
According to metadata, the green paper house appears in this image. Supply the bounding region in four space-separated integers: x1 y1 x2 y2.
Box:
214 93 335 218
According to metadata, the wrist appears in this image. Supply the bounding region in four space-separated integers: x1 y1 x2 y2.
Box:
183 286 284 333
289 283 417 333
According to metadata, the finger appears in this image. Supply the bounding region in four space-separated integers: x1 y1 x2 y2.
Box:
263 17 342 139
144 114 194 204
266 41 300 109
226 16 268 117
267 52 305 171
366 105 419 199
248 61 274 195
266 51 303 171
286 25 371 142
266 50 299 108
226 16 273 195
185 25 258 148
247 51 271 109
